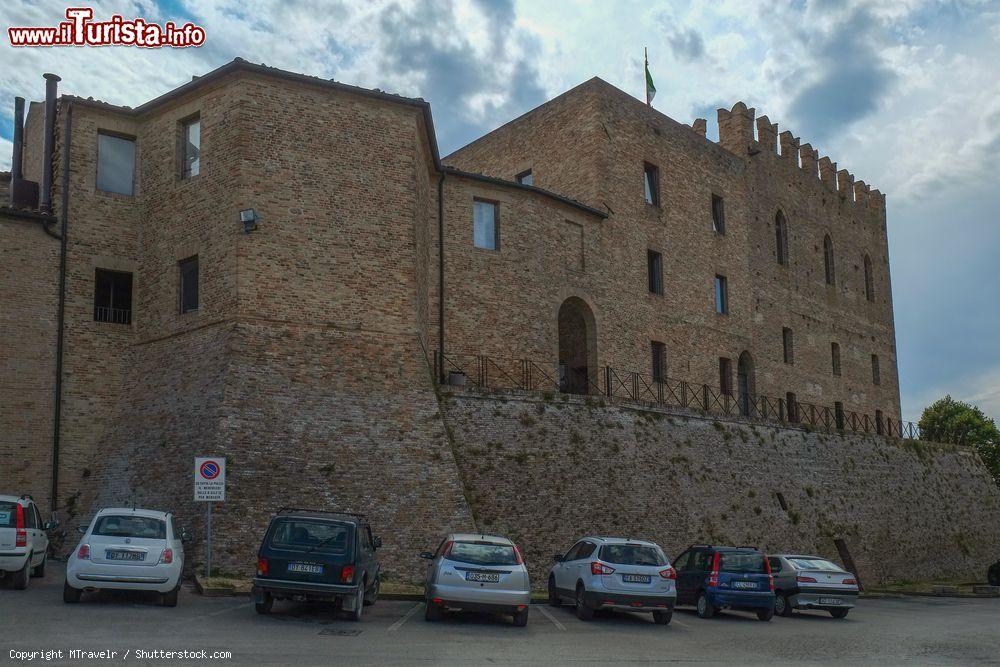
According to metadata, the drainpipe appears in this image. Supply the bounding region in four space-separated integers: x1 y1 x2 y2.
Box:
40 73 61 215
437 172 446 384
51 101 72 511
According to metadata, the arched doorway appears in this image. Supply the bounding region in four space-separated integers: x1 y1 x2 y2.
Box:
558 297 597 395
737 351 756 417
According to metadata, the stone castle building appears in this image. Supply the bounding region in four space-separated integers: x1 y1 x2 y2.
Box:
1 59 913 577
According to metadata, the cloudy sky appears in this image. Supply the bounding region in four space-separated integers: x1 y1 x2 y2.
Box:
2 0 998 422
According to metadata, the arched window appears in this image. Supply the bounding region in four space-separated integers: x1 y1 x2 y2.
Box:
823 234 836 286
775 212 789 266
864 254 875 301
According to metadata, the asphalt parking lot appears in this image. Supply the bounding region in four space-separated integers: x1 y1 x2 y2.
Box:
3 563 999 666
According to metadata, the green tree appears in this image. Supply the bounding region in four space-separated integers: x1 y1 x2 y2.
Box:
919 395 1000 486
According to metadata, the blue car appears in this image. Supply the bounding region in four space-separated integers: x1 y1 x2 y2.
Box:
672 545 775 621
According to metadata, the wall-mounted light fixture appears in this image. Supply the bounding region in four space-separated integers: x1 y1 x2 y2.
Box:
239 208 260 233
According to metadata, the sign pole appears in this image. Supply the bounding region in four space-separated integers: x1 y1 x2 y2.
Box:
206 501 213 578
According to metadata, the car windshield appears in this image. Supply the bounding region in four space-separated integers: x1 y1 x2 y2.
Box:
718 552 767 573
269 519 351 555
0 502 17 527
599 544 667 566
93 515 166 539
788 557 843 571
446 541 519 566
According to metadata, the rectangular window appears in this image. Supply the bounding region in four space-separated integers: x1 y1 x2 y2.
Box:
515 169 532 186
875 409 884 435
831 342 841 376
643 162 659 206
835 401 846 430
719 357 733 396
711 194 725 234
179 255 199 314
181 116 200 178
473 200 498 250
647 250 663 295
785 392 798 423
96 132 135 196
93 269 133 324
783 328 794 364
714 275 728 314
651 341 665 382
871 354 881 385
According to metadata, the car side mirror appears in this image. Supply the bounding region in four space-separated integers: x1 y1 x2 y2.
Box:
419 551 435 560
373 536 382 550
43 519 59 531
180 529 192 542
76 525 87 535
553 554 564 562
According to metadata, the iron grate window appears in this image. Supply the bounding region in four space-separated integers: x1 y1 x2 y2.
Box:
783 327 794 365
651 341 666 382
179 255 199 314
719 357 733 395
93 269 133 324
647 250 663 295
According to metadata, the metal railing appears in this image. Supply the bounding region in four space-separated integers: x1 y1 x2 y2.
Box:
94 306 131 325
434 351 922 441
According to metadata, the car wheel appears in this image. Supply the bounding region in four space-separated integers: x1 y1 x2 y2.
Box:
513 608 529 627
775 592 793 617
32 553 46 578
575 584 594 620
652 610 672 625
255 592 274 615
12 558 29 590
63 579 82 603
696 592 715 619
364 575 380 606
830 608 850 619
757 607 774 622
348 584 364 621
424 600 443 621
548 577 561 607
987 561 1000 587
161 586 179 608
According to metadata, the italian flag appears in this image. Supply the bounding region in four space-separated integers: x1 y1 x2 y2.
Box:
645 54 656 106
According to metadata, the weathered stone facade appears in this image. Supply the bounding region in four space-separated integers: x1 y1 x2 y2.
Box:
1 60 987 585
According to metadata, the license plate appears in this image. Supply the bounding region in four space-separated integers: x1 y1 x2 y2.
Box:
819 598 843 605
466 571 500 583
621 574 651 584
732 581 757 590
288 563 324 575
106 550 144 561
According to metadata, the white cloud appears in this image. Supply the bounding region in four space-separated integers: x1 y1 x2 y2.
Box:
904 364 1000 424
0 136 11 171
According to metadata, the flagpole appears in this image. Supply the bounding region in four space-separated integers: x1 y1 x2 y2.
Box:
644 47 648 106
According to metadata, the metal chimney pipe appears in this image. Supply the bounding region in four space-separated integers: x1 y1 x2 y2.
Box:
40 73 61 214
11 96 25 181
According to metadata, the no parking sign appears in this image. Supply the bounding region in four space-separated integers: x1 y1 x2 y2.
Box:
194 457 226 501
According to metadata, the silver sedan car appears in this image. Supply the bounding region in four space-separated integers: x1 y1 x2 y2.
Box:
768 554 859 618
420 533 531 626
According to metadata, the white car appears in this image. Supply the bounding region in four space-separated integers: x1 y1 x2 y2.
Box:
65 508 186 606
0 495 58 589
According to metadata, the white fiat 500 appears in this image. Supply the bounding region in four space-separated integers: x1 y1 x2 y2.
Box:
65 508 186 606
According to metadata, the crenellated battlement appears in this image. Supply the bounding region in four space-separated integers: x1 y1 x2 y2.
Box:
716 101 883 211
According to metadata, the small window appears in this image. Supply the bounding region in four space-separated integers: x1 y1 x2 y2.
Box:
871 354 881 386
782 327 794 365
577 541 596 559
719 357 733 396
835 401 846 430
864 254 875 301
647 250 663 295
786 392 798 423
711 194 725 234
515 169 532 186
181 116 200 178
831 342 841 376
643 162 660 206
714 275 728 315
651 341 666 382
875 409 884 435
179 255 199 314
824 234 836 286
473 200 498 250
96 132 135 196
93 269 133 324
775 211 789 266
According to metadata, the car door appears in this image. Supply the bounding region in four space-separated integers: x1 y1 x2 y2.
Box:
575 541 597 587
555 542 583 592
32 504 47 565
672 551 693 603
23 503 40 566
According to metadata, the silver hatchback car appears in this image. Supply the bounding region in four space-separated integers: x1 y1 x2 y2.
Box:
768 554 859 618
420 533 531 626
548 536 676 624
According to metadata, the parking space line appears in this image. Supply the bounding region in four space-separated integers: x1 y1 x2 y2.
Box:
536 604 566 631
388 602 423 632
671 618 691 628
